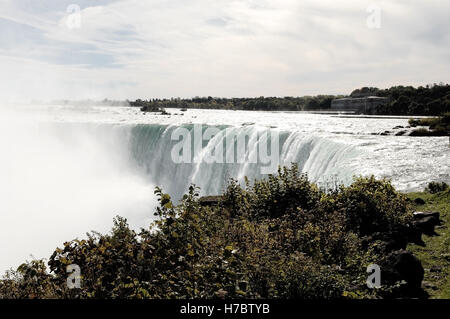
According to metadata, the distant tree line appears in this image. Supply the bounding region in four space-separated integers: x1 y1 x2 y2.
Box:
351 83 450 115
130 95 338 112
130 83 450 115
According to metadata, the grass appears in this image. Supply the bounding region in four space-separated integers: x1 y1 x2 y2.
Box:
407 189 450 298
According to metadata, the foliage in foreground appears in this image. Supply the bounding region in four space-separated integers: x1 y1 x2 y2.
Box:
1 165 422 299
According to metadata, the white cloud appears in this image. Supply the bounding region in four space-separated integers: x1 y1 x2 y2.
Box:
0 0 449 102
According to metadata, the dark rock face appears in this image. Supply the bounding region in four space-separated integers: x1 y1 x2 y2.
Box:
413 197 426 205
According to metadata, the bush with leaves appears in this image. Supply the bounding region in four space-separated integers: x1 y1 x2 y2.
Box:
426 181 449 194
0 260 61 299
1 165 419 299
325 176 412 236
223 165 321 220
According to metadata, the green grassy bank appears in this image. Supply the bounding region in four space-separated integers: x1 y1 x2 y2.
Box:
407 189 450 298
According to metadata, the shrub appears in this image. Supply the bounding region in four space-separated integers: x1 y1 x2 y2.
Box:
0 166 419 299
329 176 412 236
408 116 449 136
426 181 449 194
223 164 321 219
0 260 60 299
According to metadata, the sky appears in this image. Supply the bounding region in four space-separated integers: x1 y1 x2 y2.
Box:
0 0 449 101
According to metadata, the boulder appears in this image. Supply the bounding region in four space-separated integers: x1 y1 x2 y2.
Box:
382 250 424 290
413 211 440 224
413 216 437 235
413 198 426 205
404 225 424 246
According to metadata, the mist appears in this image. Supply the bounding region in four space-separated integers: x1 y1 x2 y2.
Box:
0 106 157 273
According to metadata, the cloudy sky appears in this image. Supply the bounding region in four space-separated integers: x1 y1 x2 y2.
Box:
0 0 449 101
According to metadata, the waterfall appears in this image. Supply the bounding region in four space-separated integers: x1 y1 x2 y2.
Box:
0 119 361 272
1 107 446 273
126 124 360 200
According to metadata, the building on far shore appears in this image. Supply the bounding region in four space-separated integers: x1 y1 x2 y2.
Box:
331 94 389 114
